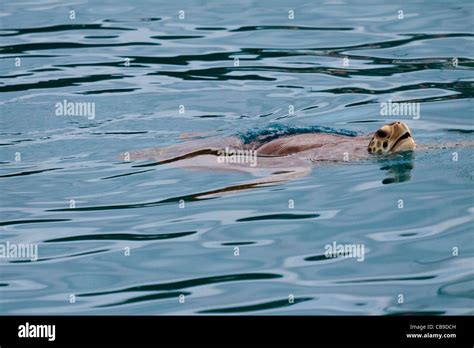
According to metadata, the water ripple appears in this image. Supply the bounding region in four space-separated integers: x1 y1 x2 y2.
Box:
79 273 282 297
1 0 473 315
44 231 197 243
198 297 314 313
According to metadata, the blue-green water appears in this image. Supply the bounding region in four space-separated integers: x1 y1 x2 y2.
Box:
0 0 473 315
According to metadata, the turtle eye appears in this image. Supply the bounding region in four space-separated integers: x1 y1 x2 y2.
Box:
376 129 387 138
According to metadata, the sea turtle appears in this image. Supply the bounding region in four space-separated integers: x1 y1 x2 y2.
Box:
122 121 470 196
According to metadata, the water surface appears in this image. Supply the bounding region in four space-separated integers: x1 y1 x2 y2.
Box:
0 0 473 315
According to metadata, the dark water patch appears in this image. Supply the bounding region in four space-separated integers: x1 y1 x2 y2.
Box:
301 105 319 111
230 25 353 32
194 114 225 118
72 120 104 127
346 120 380 124
198 297 313 313
80 273 282 297
128 49 279 66
44 231 196 243
258 112 274 118
221 241 256 246
305 252 356 261
84 35 120 39
0 74 129 93
0 219 70 226
78 88 138 95
445 128 474 134
0 73 33 78
304 254 330 262
102 131 148 135
320 81 474 97
0 168 61 178
0 54 60 60
57 60 147 68
272 171 292 175
151 67 276 81
388 311 445 316
97 291 191 308
399 232 418 237
151 35 204 40
277 85 305 89
196 27 227 31
237 213 320 222
0 24 135 37
8 138 34 145
32 68 62 72
320 32 474 55
0 41 158 55
414 256 454 265
102 17 161 23
337 275 437 284
9 248 109 263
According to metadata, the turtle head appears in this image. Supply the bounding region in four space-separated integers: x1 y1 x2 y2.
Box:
368 121 416 155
